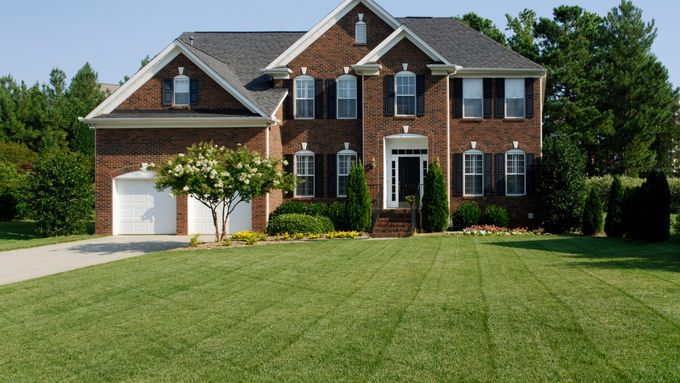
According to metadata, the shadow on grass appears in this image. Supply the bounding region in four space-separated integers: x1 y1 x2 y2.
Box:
0 221 96 241
490 234 680 273
67 240 187 256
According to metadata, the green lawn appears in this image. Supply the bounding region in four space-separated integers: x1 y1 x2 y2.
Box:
0 221 96 251
0 235 678 382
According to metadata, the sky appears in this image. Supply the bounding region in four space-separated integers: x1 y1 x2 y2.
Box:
1 0 678 87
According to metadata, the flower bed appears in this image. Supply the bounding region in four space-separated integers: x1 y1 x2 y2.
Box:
462 225 544 236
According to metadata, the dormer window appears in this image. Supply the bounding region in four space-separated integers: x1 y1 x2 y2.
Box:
173 75 190 106
355 14 367 45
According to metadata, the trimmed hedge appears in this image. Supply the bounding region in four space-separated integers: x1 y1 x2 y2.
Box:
271 201 347 231
604 176 625 237
266 214 335 235
481 204 510 228
641 171 670 242
452 201 481 230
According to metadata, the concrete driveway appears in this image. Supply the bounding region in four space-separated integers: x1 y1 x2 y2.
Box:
0 236 191 286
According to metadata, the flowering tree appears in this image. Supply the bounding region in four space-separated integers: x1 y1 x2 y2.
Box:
153 143 294 242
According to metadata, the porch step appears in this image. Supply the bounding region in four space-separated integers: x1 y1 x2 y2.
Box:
371 210 413 238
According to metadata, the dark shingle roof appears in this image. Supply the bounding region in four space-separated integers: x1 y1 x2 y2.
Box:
94 110 257 119
398 17 543 70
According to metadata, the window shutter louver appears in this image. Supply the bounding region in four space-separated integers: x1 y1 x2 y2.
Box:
525 78 535 118
453 78 463 118
495 79 505 118
283 80 294 120
327 154 337 198
416 75 425 116
190 79 199 105
526 154 536 195
357 78 363 118
496 154 505 196
315 155 324 197
454 153 463 197
484 153 492 195
384 75 395 116
284 154 294 198
314 79 324 119
162 79 173 106
326 79 336 119
483 79 493 118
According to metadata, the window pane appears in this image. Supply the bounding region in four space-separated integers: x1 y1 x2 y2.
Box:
174 93 189 106
507 99 525 118
464 99 483 118
295 77 315 118
396 96 415 115
463 79 483 98
338 175 349 196
338 99 356 118
505 79 524 98
507 175 525 195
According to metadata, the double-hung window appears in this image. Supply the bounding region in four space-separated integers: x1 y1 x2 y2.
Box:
506 150 526 196
464 151 484 197
463 79 483 118
337 150 357 197
395 72 416 116
505 79 525 118
295 76 315 119
337 75 357 119
173 75 190 106
295 151 315 197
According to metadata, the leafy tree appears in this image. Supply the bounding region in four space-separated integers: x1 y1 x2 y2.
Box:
30 151 94 237
604 176 625 237
421 162 449 232
344 162 372 232
456 13 507 45
582 187 604 235
153 143 293 242
506 9 540 61
537 136 587 233
641 171 670 242
66 63 106 157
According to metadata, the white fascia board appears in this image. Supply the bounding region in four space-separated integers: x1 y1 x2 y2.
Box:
351 64 382 76
265 0 401 69
452 67 547 78
84 117 272 129
356 25 451 66
261 67 293 80
86 40 267 119
270 91 288 123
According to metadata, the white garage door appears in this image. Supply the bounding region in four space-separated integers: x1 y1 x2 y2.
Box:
115 179 176 235
188 196 252 235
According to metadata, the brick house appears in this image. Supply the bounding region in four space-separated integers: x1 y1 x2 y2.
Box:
84 0 546 236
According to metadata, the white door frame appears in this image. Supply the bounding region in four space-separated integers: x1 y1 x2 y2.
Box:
383 134 429 209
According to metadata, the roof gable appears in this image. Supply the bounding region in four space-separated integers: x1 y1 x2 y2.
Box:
357 25 451 65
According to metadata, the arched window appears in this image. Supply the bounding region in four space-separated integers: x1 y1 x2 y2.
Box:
337 75 357 119
355 14 367 44
395 71 416 116
173 75 190 106
506 149 526 196
464 149 484 197
295 150 315 197
295 75 315 119
337 149 358 197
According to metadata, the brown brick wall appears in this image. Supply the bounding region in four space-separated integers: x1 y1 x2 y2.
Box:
116 54 252 113
95 127 268 235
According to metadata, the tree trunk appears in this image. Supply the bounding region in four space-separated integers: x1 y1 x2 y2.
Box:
211 208 220 243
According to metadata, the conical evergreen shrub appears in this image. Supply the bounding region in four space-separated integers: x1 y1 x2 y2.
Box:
421 162 449 232
582 188 604 235
641 171 670 242
344 162 372 232
604 176 625 237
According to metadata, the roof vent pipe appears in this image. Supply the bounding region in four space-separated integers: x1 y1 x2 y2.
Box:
189 37 194 46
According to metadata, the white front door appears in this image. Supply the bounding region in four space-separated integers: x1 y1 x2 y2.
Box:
115 180 176 235
188 196 252 235
383 134 430 209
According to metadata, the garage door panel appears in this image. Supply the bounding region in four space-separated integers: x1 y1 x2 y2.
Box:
189 196 251 235
115 179 176 235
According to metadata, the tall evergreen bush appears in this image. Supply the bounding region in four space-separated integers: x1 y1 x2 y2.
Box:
344 162 371 232
641 171 670 242
604 176 625 237
582 188 603 235
421 162 449 232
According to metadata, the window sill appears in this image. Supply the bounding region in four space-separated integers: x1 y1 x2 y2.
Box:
171 105 191 110
504 118 526 122
461 117 484 122
394 116 417 120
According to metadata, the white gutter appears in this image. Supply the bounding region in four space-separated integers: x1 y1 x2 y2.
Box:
79 116 273 129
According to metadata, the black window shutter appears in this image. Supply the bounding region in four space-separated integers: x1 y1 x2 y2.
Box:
357 77 363 118
453 78 463 118
327 154 337 198
283 80 294 120
384 75 395 116
416 75 425 116
314 79 324 119
162 79 173 106
284 154 294 198
484 153 492 196
525 78 535 118
483 79 493 118
495 79 505 118
326 79 337 119
314 155 324 198
526 154 536 195
454 153 463 197
496 154 506 196
190 79 199 105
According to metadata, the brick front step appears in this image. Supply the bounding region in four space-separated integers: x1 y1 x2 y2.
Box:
371 209 413 238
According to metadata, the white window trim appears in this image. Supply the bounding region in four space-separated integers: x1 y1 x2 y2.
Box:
337 149 358 197
295 75 315 120
505 149 527 197
173 75 190 107
355 21 367 45
462 78 484 119
294 150 315 198
336 75 358 120
463 149 484 197
505 78 526 119
395 71 416 117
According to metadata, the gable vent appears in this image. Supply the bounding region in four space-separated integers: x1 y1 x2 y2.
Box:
356 14 367 45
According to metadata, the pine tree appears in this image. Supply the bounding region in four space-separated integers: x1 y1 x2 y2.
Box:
456 13 507 45
582 188 604 235
421 162 449 232
641 171 670 242
344 162 372 232
604 176 625 237
66 63 106 157
506 9 540 62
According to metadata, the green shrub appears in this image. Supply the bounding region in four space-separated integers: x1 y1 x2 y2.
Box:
582 188 604 235
421 162 449 232
482 205 510 228
588 176 679 213
622 186 644 239
266 214 334 235
231 231 267 245
0 142 37 170
668 178 680 213
641 171 670 242
673 215 680 234
537 137 587 233
326 202 347 231
189 234 201 248
0 194 18 221
345 162 371 232
30 152 94 237
604 176 625 237
271 201 329 218
452 201 481 230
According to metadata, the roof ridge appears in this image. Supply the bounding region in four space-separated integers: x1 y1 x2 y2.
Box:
182 31 306 34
